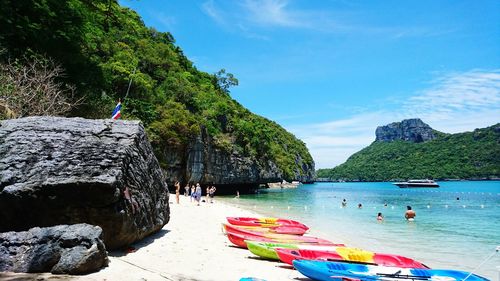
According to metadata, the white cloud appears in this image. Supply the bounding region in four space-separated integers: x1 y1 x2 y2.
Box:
148 11 176 31
288 69 500 169
201 0 226 25
200 1 453 39
406 70 500 113
241 0 308 28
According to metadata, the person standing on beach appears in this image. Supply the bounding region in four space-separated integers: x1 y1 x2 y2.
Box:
206 186 210 203
209 186 216 203
175 181 180 204
184 184 190 197
195 183 202 206
190 185 195 202
405 206 416 221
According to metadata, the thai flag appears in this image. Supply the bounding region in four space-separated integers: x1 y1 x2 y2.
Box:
111 101 121 120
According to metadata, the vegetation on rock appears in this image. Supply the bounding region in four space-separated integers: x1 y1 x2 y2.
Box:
0 0 314 180
317 123 500 181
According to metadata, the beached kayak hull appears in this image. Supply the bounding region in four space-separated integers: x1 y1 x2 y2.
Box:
293 260 489 281
226 231 334 249
276 248 428 268
222 223 307 235
227 217 309 230
245 240 344 260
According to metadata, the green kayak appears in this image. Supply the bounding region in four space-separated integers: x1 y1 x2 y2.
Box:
245 240 341 260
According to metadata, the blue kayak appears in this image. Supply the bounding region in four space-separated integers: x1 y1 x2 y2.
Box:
293 260 490 281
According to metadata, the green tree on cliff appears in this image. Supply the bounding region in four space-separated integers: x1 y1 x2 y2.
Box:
0 0 314 181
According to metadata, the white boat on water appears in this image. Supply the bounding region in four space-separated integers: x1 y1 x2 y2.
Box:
393 179 439 188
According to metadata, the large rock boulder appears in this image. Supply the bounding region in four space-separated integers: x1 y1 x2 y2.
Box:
0 224 107 274
375 118 437 143
0 117 169 249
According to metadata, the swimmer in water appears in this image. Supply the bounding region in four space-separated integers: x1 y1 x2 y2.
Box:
405 205 416 221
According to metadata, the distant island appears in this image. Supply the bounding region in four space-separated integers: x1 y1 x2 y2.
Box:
317 119 500 181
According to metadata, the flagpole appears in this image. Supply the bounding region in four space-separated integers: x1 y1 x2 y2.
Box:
111 67 135 119
124 67 137 101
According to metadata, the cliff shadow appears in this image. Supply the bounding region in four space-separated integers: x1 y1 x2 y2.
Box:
210 183 261 196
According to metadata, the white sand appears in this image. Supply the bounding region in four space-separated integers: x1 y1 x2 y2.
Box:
83 195 311 281
2 195 320 281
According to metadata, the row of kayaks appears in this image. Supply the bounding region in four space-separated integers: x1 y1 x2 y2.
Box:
224 216 489 281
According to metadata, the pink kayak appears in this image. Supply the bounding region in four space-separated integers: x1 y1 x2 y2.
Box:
225 230 334 249
227 217 309 230
275 248 429 268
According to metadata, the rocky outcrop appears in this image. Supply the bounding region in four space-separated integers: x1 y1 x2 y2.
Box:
162 130 315 190
0 224 107 274
0 117 169 250
375 118 437 143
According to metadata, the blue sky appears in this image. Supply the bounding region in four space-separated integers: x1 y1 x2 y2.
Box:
120 0 500 168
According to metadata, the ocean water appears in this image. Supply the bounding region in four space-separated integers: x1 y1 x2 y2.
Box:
220 181 500 280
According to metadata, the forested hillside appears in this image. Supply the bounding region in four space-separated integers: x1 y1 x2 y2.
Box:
0 0 314 181
317 124 500 181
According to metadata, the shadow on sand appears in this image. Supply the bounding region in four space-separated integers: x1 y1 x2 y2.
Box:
110 228 171 257
0 272 75 281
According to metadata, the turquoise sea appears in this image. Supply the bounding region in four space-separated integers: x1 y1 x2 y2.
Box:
220 181 500 280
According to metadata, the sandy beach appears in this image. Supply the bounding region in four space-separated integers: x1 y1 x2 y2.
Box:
2 195 327 281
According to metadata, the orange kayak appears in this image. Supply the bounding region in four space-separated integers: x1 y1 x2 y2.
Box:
222 223 307 236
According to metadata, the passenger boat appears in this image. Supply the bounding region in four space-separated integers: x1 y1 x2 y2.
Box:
393 179 439 188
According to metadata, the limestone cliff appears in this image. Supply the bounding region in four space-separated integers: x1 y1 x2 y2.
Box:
375 118 437 143
161 129 315 192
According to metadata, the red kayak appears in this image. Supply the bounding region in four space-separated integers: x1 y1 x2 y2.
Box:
226 231 335 249
227 217 309 230
222 223 307 236
275 248 429 268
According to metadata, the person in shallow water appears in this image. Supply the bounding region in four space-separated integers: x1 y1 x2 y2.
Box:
341 198 347 207
405 205 416 220
377 212 384 221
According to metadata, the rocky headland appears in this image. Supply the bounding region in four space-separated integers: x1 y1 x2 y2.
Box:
375 118 437 143
317 119 500 181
